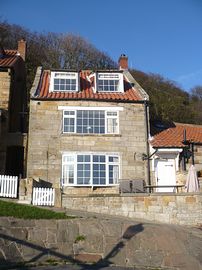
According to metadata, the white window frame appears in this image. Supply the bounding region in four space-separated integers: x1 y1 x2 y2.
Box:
49 71 79 92
61 152 120 187
96 72 124 93
61 107 122 135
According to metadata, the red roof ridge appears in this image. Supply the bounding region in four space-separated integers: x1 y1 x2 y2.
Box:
174 122 202 128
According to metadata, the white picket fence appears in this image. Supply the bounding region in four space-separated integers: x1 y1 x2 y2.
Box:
32 187 55 206
0 175 18 198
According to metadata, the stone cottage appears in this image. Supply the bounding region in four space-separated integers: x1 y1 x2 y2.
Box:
0 40 27 177
150 122 202 191
27 55 149 199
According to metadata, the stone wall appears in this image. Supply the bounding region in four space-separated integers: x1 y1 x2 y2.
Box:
27 100 148 193
0 59 27 176
62 193 202 226
0 215 201 269
0 70 11 172
195 145 202 171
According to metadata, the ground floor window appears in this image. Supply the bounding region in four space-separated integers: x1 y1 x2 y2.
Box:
62 153 120 186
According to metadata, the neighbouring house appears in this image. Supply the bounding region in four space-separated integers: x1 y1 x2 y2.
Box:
150 122 202 192
27 55 150 202
0 40 27 177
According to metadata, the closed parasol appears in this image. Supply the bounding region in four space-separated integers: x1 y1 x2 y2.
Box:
185 165 200 192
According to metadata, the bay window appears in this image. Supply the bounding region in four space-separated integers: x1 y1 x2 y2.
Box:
62 153 120 186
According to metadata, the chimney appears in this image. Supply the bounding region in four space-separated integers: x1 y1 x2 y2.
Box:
17 39 26 61
118 54 128 70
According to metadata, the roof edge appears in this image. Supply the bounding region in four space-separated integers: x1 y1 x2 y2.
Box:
30 96 146 104
30 66 43 97
123 70 149 101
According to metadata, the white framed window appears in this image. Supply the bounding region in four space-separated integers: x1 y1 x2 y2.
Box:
63 108 119 134
97 72 124 93
50 71 79 92
62 153 120 186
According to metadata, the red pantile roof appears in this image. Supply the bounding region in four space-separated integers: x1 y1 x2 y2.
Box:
0 50 19 67
151 123 202 148
33 70 143 102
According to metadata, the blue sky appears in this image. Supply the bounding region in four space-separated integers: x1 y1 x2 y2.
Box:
1 0 202 92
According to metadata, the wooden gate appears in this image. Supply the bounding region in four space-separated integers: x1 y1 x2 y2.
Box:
32 187 55 206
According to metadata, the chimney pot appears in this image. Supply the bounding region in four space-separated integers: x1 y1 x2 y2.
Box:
18 39 26 61
118 54 128 70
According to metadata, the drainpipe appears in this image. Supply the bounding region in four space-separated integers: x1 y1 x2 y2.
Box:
144 100 151 188
191 143 195 165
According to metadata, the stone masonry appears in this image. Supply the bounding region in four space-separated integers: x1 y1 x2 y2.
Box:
0 70 11 172
0 215 201 269
62 193 202 226
27 100 148 195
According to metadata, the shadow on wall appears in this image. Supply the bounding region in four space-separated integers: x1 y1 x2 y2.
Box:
0 223 144 269
32 178 53 188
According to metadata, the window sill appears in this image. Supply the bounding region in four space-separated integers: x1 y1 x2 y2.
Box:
61 133 122 137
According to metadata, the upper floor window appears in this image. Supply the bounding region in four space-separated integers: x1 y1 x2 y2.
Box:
50 71 79 92
97 72 124 93
63 108 119 134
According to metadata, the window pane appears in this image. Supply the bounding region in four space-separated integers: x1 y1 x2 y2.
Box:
109 165 119 184
64 118 74 132
109 156 119 162
76 110 105 134
53 72 77 92
93 162 106 185
107 118 117 134
77 155 84 162
64 111 75 116
63 164 74 185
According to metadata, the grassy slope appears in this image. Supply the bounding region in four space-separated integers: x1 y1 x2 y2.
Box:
0 199 71 219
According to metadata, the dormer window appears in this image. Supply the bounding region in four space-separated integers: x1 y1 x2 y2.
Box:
97 72 124 93
50 71 79 92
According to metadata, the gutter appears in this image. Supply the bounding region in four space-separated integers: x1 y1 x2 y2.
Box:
30 96 147 104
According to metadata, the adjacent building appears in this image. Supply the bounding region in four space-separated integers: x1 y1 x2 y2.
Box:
0 40 27 177
150 122 202 191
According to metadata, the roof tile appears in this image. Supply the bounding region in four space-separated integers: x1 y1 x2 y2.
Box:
151 123 202 147
0 50 18 67
34 70 143 102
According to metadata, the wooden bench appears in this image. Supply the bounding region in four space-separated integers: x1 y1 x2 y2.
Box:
144 185 185 193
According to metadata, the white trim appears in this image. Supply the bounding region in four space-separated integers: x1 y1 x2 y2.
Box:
58 106 123 111
151 148 183 172
96 72 124 93
62 108 120 135
61 152 120 187
155 148 183 153
49 71 79 92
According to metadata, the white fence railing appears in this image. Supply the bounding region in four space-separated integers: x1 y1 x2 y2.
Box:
0 175 18 198
32 187 55 206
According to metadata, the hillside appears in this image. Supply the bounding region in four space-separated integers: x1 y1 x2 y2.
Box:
0 20 202 124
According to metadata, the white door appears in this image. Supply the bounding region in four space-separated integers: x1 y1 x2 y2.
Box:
156 160 176 192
